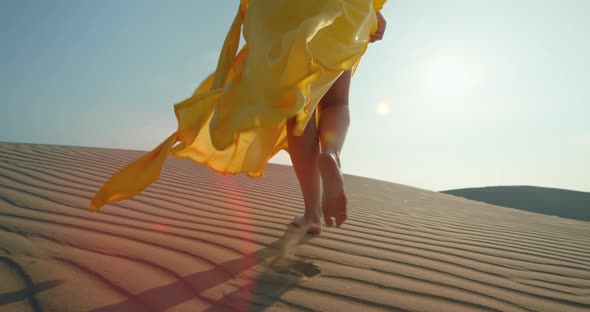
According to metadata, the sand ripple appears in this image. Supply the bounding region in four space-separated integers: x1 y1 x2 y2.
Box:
1 143 589 311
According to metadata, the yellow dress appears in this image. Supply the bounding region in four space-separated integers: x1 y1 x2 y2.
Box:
91 0 387 211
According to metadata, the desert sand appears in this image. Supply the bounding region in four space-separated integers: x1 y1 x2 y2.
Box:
1 142 589 311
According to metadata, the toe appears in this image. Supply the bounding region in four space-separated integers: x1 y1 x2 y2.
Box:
335 213 347 228
324 215 334 227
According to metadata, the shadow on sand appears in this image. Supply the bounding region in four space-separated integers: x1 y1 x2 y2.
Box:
0 256 65 310
93 226 320 312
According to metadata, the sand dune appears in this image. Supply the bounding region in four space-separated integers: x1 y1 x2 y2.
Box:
442 186 590 222
1 143 589 311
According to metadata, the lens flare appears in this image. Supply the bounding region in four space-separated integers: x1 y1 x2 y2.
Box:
151 222 169 234
376 101 391 116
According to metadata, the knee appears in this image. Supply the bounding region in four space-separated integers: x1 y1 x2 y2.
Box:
319 96 349 111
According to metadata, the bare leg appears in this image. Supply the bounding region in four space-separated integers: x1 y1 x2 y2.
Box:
287 111 322 234
318 70 351 227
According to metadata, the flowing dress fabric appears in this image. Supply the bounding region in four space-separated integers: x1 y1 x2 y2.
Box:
91 0 387 211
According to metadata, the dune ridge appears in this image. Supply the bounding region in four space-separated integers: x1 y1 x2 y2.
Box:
442 186 590 222
1 142 589 311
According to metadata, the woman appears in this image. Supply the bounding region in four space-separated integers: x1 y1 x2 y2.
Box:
289 9 386 234
91 1 388 235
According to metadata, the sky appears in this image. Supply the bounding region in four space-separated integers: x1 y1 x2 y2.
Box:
1 0 589 192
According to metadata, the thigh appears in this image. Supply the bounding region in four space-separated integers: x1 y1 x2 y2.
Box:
319 70 352 110
287 110 318 141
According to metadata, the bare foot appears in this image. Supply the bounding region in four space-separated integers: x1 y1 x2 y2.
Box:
290 216 321 235
318 153 347 227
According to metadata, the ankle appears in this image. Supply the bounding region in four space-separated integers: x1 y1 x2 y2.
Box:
304 211 321 224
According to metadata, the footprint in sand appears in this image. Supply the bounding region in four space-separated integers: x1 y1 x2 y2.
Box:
269 257 321 278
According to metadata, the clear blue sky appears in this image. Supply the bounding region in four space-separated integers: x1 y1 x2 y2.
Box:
1 0 589 192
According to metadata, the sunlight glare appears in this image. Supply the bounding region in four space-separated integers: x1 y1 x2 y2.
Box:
376 101 392 117
424 56 479 98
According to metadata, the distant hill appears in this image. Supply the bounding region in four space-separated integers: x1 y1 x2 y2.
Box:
442 186 590 222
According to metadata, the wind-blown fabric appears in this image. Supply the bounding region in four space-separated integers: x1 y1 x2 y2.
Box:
91 0 387 211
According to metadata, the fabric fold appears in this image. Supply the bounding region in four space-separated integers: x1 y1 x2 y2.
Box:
90 0 387 211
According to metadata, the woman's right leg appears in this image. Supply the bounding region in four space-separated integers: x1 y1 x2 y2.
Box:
318 70 352 228
287 111 322 233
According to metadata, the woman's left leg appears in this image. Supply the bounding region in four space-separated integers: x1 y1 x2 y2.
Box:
286 111 322 234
